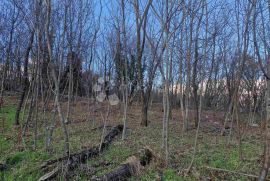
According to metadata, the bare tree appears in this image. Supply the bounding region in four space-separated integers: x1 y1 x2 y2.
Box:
45 0 70 156
253 0 270 179
133 0 153 126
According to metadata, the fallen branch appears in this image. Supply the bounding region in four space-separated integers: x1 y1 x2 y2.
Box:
38 124 123 181
92 147 154 181
38 167 59 181
203 166 268 180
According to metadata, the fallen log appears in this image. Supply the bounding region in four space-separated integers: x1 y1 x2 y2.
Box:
38 124 123 181
91 125 131 132
92 147 154 181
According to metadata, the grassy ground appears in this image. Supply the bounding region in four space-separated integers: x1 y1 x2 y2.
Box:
0 95 266 180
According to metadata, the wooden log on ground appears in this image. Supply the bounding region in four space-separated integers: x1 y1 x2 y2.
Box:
92 147 154 181
38 124 123 181
67 124 123 170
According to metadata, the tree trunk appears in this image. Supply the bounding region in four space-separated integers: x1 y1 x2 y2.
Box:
14 31 34 126
0 15 15 102
141 97 148 127
258 56 270 180
45 0 70 156
252 1 270 178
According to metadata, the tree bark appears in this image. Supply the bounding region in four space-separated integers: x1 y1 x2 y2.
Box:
133 0 153 127
252 1 270 179
141 98 148 127
14 31 34 125
258 58 270 181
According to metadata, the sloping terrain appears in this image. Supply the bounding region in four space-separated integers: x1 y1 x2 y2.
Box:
0 95 265 180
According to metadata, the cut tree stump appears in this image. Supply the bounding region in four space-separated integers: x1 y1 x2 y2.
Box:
92 147 154 181
38 124 123 181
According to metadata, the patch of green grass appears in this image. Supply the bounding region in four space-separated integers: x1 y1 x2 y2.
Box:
130 168 197 181
167 132 263 180
129 167 158 181
2 150 50 181
0 136 12 154
5 152 25 166
0 105 17 157
0 104 55 181
0 105 17 129
193 145 240 172
103 144 132 163
91 144 133 177
164 168 184 181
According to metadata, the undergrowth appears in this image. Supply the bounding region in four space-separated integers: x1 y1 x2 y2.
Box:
0 98 265 181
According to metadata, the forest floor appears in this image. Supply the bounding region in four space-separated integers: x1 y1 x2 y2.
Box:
0 94 267 180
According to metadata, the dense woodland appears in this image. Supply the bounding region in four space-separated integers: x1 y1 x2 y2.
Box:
0 0 270 180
